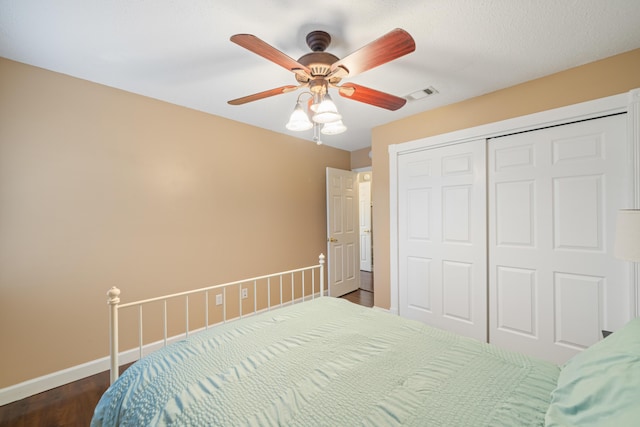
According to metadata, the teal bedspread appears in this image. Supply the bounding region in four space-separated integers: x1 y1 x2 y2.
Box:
92 297 559 426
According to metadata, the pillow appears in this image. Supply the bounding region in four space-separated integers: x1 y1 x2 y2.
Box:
545 316 640 427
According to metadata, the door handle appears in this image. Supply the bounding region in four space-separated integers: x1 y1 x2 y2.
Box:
328 237 338 242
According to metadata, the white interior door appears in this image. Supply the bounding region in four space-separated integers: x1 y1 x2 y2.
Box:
359 179 372 272
327 167 360 297
397 140 487 341
488 114 630 364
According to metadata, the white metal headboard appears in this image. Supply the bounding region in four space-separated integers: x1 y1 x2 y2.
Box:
106 254 325 384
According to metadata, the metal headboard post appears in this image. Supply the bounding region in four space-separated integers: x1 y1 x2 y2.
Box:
107 287 121 385
319 253 325 297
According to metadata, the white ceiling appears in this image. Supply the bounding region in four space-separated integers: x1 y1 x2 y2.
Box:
1 1 639 152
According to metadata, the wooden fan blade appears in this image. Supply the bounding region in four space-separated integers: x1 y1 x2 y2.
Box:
330 28 415 78
231 34 311 79
338 83 407 111
228 85 299 105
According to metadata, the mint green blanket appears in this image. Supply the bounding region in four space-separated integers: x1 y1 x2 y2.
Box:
92 297 558 426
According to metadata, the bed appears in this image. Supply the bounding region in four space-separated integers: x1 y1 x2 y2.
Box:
91 256 640 426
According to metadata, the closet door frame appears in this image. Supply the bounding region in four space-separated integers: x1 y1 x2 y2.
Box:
390 89 640 321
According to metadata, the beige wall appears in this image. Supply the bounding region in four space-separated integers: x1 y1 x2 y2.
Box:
372 48 640 309
350 146 372 170
0 58 350 388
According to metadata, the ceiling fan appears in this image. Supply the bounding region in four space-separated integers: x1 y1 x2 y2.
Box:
227 28 416 112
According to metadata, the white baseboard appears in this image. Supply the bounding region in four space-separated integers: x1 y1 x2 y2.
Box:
0 323 228 406
0 354 111 406
0 325 222 406
0 294 325 406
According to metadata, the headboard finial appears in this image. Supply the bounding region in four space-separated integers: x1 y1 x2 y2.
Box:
107 286 121 305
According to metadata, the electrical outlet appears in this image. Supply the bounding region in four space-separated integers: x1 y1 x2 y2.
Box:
215 294 223 306
241 288 248 299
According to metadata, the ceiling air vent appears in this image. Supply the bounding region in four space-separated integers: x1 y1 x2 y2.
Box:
406 86 438 101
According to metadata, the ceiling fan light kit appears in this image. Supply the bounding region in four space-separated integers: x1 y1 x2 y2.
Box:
285 89 345 142
228 28 416 144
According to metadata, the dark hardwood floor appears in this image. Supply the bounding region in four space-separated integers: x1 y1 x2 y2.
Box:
0 271 374 426
0 365 131 427
341 270 374 307
340 288 374 307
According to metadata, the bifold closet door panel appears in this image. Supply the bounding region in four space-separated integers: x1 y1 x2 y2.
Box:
398 139 487 342
488 114 629 365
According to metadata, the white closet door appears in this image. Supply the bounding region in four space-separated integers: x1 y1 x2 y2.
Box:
398 140 487 341
488 114 629 364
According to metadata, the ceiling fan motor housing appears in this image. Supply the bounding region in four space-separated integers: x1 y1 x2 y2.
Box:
294 30 343 83
296 52 340 80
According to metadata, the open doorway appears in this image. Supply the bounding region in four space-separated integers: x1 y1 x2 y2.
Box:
358 174 373 273
331 168 374 307
357 171 373 304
